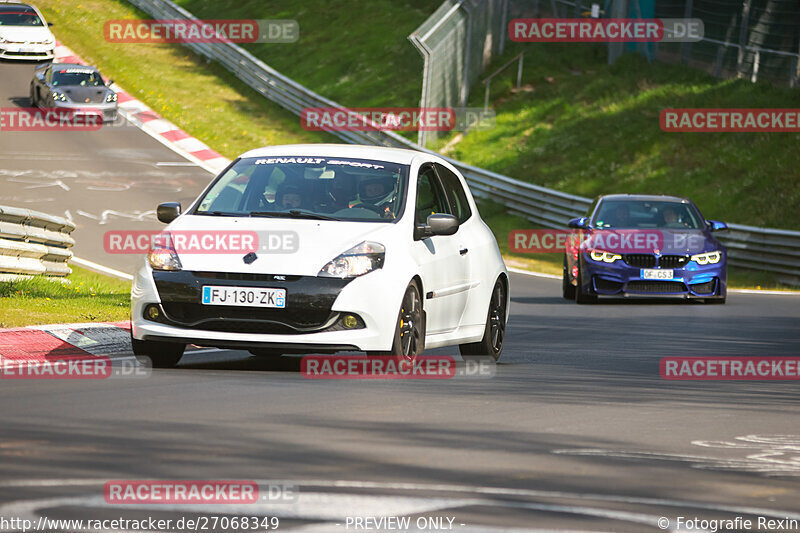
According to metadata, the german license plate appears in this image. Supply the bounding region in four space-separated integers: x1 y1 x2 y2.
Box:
201 286 286 308
641 269 674 280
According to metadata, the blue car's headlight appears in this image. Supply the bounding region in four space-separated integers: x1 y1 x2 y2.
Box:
589 249 622 263
691 250 722 265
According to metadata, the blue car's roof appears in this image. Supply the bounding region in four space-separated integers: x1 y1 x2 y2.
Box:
598 194 691 204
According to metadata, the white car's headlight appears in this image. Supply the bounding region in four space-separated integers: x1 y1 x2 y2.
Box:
691 250 722 265
589 249 622 263
318 241 385 278
52 91 68 102
148 234 182 271
106 92 118 103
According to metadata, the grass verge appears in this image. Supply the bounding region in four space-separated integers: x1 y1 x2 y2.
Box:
0 266 130 328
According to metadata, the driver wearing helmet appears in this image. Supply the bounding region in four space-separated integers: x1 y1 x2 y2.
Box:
350 176 397 218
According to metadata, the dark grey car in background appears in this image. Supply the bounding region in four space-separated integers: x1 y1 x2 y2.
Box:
29 62 118 122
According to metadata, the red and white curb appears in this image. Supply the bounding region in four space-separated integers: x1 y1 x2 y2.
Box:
53 42 231 175
0 321 131 366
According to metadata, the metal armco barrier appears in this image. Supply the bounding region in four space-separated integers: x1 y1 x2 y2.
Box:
0 205 74 277
125 0 800 282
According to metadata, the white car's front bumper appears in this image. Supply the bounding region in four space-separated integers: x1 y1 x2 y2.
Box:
131 263 407 353
0 43 53 60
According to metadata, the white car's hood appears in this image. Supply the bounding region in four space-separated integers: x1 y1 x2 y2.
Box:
0 26 55 43
164 215 395 276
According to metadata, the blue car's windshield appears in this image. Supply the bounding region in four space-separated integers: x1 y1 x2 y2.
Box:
593 200 704 230
194 156 409 222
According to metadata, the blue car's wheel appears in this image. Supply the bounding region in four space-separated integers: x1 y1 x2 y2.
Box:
562 256 576 300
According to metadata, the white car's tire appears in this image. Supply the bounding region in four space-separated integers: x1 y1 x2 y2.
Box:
460 278 506 361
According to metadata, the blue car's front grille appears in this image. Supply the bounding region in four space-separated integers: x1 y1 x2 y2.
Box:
624 254 656 268
623 254 689 269
626 280 686 293
659 255 689 268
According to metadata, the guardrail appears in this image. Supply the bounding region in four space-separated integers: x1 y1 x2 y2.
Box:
124 0 800 283
0 206 74 278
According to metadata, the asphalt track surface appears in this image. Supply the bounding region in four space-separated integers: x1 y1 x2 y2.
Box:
2 59 800 532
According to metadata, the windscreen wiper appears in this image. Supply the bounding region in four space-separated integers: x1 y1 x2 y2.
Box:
249 210 338 221
199 211 242 217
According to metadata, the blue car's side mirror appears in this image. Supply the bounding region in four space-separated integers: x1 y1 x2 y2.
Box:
568 217 588 229
708 220 728 232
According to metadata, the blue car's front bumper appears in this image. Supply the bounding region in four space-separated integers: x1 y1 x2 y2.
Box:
579 254 727 299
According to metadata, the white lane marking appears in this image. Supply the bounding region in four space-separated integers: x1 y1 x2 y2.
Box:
7 177 71 191
156 161 198 167
507 266 561 280
555 434 800 477
70 257 133 281
76 210 99 220
730 289 800 295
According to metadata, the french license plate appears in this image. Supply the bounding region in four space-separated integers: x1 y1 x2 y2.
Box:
18 46 35 53
201 286 286 308
640 269 674 280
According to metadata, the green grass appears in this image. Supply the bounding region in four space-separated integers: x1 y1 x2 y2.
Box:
436 44 800 230
173 0 437 109
0 266 131 328
36 0 334 159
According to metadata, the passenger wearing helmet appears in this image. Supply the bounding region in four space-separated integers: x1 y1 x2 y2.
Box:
275 183 303 210
320 173 356 213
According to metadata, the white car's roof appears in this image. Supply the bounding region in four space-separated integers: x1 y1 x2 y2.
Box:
239 144 438 166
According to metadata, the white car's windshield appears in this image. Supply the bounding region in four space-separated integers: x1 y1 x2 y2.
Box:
195 156 409 222
0 8 44 26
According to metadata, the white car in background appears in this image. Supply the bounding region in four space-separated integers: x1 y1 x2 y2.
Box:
0 2 55 61
131 144 509 367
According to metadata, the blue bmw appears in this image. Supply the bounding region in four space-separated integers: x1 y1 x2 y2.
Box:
563 194 728 304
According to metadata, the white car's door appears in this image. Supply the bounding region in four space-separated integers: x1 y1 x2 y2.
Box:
410 164 469 334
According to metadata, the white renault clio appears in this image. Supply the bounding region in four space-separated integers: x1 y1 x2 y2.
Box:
131 144 509 367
